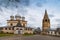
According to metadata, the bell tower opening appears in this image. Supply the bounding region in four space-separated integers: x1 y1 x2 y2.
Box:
45 19 47 22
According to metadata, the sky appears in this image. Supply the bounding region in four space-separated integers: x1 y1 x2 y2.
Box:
0 0 60 29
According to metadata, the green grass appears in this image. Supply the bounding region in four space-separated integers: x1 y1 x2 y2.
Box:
0 33 15 37
0 33 34 37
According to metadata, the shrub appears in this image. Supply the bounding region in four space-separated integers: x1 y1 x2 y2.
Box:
0 31 4 34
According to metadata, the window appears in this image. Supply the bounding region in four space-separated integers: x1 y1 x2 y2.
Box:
0 28 3 30
25 28 27 30
30 28 32 30
9 28 11 30
45 19 47 22
5 28 7 30
10 23 13 26
12 28 14 30
6 32 8 34
28 28 30 30
20 29 22 30
16 28 19 30
22 23 25 27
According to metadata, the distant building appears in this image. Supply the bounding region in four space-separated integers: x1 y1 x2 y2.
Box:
48 29 57 35
33 27 41 34
0 14 33 34
47 28 60 35
42 10 50 32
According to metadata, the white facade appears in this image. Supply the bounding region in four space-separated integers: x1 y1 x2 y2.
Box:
14 27 24 34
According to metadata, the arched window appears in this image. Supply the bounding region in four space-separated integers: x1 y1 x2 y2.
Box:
5 28 7 30
20 29 22 30
9 28 11 30
12 28 14 30
45 19 47 22
23 24 25 27
25 28 27 30
10 23 13 26
16 28 19 30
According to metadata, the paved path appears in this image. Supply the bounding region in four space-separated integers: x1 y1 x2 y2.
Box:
0 35 60 40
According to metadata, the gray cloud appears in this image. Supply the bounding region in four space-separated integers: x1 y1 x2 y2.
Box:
36 0 47 7
29 0 47 7
49 14 55 18
56 19 60 22
0 0 59 29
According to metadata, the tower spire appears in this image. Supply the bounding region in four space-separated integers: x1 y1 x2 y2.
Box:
44 9 49 19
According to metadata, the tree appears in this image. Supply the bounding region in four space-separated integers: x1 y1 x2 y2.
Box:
33 27 41 34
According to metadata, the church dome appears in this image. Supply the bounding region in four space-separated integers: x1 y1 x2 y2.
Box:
10 15 14 20
22 16 25 20
15 13 21 20
10 15 14 18
15 14 21 18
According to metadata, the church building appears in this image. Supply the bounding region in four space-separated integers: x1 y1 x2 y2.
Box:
42 10 50 33
0 10 51 35
0 14 33 34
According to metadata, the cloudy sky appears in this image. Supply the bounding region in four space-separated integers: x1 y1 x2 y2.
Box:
0 0 60 29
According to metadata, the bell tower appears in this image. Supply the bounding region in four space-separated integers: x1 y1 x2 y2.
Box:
42 10 50 32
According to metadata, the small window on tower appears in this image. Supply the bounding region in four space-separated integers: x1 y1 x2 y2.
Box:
45 19 47 22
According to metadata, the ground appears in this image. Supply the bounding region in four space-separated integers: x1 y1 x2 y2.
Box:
0 35 60 40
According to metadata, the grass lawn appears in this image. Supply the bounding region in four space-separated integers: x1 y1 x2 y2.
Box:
0 33 15 37
0 33 34 37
